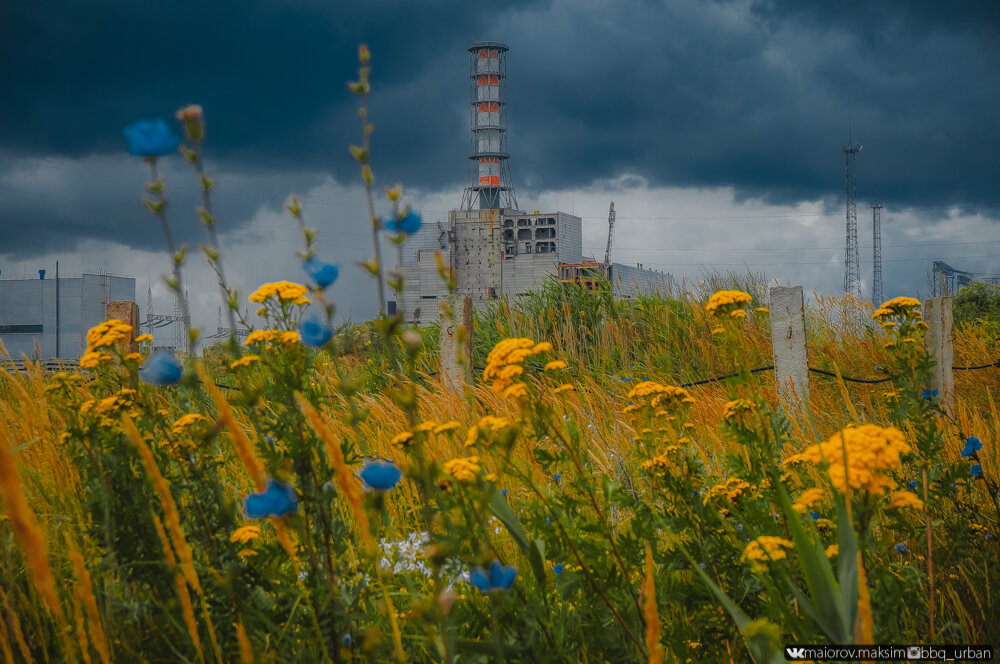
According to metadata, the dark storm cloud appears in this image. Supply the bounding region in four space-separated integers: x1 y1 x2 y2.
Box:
1 0 998 262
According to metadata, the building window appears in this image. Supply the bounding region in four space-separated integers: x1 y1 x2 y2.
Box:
0 324 43 334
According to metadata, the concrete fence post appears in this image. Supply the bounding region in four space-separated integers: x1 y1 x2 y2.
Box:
439 295 473 392
769 286 809 408
923 296 954 414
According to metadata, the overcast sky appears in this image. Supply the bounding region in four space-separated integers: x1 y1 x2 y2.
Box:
2 0 998 342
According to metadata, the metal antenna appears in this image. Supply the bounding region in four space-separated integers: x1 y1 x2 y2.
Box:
843 118 863 299
870 201 884 304
604 201 616 266
461 42 518 211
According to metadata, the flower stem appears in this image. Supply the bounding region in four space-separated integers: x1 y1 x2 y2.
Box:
148 159 192 354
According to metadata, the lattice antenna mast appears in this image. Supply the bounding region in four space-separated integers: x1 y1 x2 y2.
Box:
461 42 518 211
843 122 863 298
870 200 884 304
604 201 616 266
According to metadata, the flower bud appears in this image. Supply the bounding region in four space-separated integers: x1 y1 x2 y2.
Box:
349 145 367 162
285 195 302 217
198 208 215 226
362 166 374 185
385 184 402 202
142 198 166 214
175 104 204 142
199 174 214 192
358 44 370 64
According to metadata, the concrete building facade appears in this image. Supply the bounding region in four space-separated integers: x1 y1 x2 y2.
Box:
0 271 135 359
397 209 671 324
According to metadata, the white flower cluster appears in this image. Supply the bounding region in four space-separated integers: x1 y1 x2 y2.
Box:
378 531 469 587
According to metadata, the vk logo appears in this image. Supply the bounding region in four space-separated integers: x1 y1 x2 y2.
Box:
785 647 807 660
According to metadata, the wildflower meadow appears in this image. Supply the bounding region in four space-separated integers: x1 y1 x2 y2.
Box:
1 48 998 663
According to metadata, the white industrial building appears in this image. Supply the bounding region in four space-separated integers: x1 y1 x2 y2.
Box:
0 269 135 360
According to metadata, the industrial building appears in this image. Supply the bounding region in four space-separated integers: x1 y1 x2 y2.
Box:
0 268 135 360
396 42 671 324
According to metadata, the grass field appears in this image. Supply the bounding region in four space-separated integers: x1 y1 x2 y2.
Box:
1 277 997 663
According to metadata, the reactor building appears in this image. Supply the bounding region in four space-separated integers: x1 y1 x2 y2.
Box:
396 43 671 324
0 268 136 360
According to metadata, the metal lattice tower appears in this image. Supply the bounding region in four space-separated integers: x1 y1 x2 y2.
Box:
461 42 518 211
842 128 863 298
870 201 884 305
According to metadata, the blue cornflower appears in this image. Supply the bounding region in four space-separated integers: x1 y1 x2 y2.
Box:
469 560 517 594
299 318 333 347
141 350 182 386
908 480 918 490
359 459 402 491
808 511 820 521
553 563 565 574
385 210 422 235
970 464 983 477
341 634 352 645
552 474 562 481
323 481 335 492
303 258 340 289
894 543 907 554
922 389 938 400
123 119 179 157
501 488 508 496
692 490 699 497
243 480 298 519
264 434 275 445
962 437 982 458
620 376 631 382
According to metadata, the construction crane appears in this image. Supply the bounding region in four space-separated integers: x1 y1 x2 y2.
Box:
604 201 615 266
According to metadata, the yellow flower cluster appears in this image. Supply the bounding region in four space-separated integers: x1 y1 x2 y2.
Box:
172 414 209 436
722 398 757 424
785 424 910 495
704 290 752 316
442 456 481 483
86 319 133 350
244 329 300 347
248 281 310 306
80 319 133 367
792 487 826 515
640 451 678 476
391 431 415 447
625 381 695 414
464 415 513 448
229 355 260 369
889 490 924 510
742 536 794 573
703 478 751 504
229 525 261 544
482 338 554 394
873 296 921 320
79 350 113 369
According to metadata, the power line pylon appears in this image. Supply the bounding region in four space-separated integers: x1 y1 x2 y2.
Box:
843 126 863 299
870 201 884 305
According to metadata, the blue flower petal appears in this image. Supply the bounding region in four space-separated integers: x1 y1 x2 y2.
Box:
488 560 517 591
922 389 938 400
303 258 340 289
970 464 983 477
808 511 820 520
894 543 907 554
908 480 918 490
123 119 180 157
243 480 298 519
299 318 333 347
552 474 562 481
962 436 982 458
359 460 402 491
469 567 490 593
141 350 182 386
553 563 564 574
